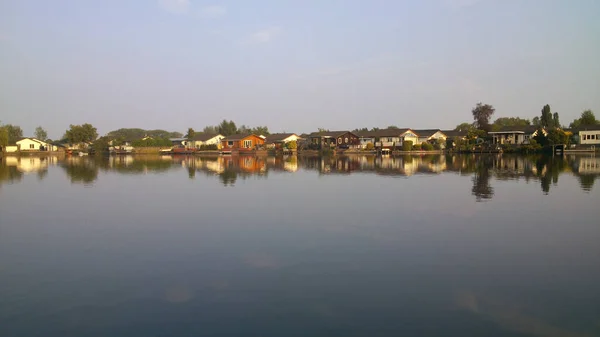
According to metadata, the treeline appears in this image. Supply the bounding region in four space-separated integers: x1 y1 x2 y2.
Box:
106 128 183 140
192 120 270 137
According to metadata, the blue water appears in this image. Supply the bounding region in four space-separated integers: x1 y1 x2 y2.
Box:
1 154 599 336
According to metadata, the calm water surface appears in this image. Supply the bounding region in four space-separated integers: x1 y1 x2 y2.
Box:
1 154 599 337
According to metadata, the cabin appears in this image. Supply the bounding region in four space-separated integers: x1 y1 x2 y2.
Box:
307 131 360 149
192 133 225 149
356 128 419 149
221 134 265 152
413 129 447 146
15 138 58 151
264 133 300 149
575 125 600 145
442 130 468 141
489 126 546 145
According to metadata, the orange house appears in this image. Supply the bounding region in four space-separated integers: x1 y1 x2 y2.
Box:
221 134 265 152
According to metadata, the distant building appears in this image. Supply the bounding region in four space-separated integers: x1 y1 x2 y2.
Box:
307 131 360 149
488 126 545 145
575 125 600 145
264 133 300 149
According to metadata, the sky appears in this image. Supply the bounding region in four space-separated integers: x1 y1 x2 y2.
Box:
1 0 599 139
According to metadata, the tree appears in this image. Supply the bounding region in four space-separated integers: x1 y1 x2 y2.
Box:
106 128 182 140
0 122 8 147
218 120 238 136
455 122 475 132
387 125 400 129
286 140 298 149
185 128 195 147
552 112 560 128
34 126 48 141
251 126 269 135
65 123 98 144
203 125 218 134
540 104 554 128
2 124 23 144
570 110 599 128
492 117 530 130
471 103 495 132
532 116 541 127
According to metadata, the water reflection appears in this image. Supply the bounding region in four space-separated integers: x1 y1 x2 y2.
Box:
1 154 598 197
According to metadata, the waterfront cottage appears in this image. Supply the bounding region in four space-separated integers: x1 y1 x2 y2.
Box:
221 134 265 152
192 133 225 149
575 125 600 145
264 133 301 149
15 138 57 151
412 129 447 145
307 131 360 149
356 128 419 149
488 126 545 145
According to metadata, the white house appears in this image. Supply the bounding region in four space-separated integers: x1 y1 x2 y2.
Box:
489 126 546 145
577 125 600 145
15 138 57 151
412 129 447 145
191 133 225 149
356 128 419 149
264 133 301 149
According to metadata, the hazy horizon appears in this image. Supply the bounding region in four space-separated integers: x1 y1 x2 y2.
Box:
2 0 599 139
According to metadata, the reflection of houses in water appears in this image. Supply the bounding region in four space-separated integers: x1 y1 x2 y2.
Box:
3 156 57 173
572 156 600 174
107 155 134 168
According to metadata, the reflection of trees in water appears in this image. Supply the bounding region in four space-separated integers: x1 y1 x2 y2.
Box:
219 169 237 186
0 161 24 187
471 156 494 201
61 159 98 184
577 175 596 192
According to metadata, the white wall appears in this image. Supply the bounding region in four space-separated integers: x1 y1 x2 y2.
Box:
580 131 600 145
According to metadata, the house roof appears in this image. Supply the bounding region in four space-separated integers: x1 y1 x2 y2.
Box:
488 125 540 134
412 129 445 138
16 137 47 144
574 124 600 131
264 133 298 143
223 133 259 141
307 131 356 138
193 133 222 141
442 130 468 138
355 128 414 138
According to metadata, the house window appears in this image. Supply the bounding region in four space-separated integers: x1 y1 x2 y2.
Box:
30 144 35 149
345 137 348 143
228 141 234 147
243 140 252 148
338 138 342 144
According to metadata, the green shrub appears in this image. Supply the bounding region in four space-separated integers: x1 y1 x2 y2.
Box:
365 142 374 150
199 144 218 151
402 140 413 151
286 140 297 149
412 144 422 151
421 142 434 151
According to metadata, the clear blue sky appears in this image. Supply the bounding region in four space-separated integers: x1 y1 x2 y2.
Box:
1 0 599 139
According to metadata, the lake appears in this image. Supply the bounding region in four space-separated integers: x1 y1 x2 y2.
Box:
1 154 599 337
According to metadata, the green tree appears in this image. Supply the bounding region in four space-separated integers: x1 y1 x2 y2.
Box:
185 128 195 147
218 120 238 136
34 126 48 141
251 126 270 135
569 109 598 128
540 104 554 128
532 116 541 127
552 112 560 128
106 128 182 140
65 123 98 144
455 122 475 132
203 125 219 134
0 122 8 147
492 117 530 130
286 140 298 149
471 102 495 132
387 125 400 129
402 140 413 151
2 124 23 144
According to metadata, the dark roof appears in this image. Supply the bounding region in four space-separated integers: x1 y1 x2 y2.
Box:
265 133 298 143
307 131 356 138
412 129 444 138
442 130 468 138
223 133 256 141
574 124 600 131
355 128 414 138
192 133 222 141
488 125 540 133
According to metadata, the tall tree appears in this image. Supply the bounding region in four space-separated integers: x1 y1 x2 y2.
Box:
218 120 238 136
532 116 541 127
570 110 598 128
34 126 48 141
202 125 218 134
492 117 530 130
540 104 554 128
251 126 270 135
0 122 8 147
65 123 98 144
2 124 23 144
552 113 560 128
471 103 495 132
455 122 475 132
185 128 195 147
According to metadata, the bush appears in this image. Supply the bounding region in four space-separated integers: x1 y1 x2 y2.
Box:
402 140 413 151
365 142 374 150
421 142 434 151
199 144 218 151
412 144 422 151
286 140 297 149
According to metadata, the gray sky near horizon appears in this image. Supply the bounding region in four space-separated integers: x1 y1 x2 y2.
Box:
1 0 599 139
